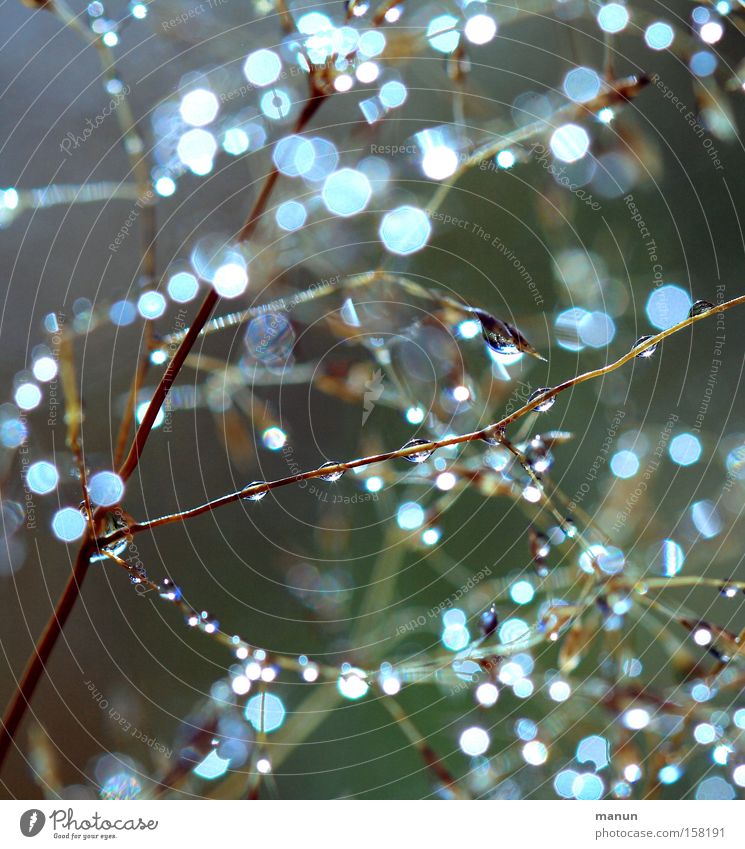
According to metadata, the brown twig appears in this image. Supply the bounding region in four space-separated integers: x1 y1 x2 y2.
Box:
0 42 339 774
103 294 745 544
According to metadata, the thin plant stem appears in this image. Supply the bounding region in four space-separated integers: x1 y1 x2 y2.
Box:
107 294 745 543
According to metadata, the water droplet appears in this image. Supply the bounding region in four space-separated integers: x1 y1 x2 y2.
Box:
159 578 182 601
129 565 147 586
689 299 714 317
529 527 551 575
243 481 267 501
523 436 553 473
401 438 435 463
481 424 505 445
632 335 658 358
318 461 345 482
200 612 219 634
528 388 556 413
719 583 740 599
480 605 498 636
473 310 542 359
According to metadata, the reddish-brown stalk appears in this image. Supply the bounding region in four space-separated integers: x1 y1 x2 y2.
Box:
97 294 745 545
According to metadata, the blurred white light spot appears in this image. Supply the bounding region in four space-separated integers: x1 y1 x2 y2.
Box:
137 291 166 320
356 61 379 83
27 461 59 494
436 472 456 491
476 683 499 706
177 128 217 173
523 740 548 765
322 169 371 217
550 124 590 163
52 507 86 542
244 693 285 732
597 3 629 33
397 502 424 530
700 21 724 43
510 580 535 605
32 356 58 382
427 15 459 53
222 128 249 156
611 449 639 479
15 383 42 411
276 200 307 231
623 708 650 730
155 176 176 196
459 726 490 756
497 150 515 168
179 88 219 127
338 669 369 700
88 471 124 506
243 49 282 87
379 206 431 255
563 67 601 103
669 433 702 466
212 262 248 298
645 284 692 330
262 427 286 450
379 80 407 109
549 680 571 702
464 14 497 45
691 500 722 539
645 21 674 50
135 401 164 429
167 271 199 303
422 146 459 180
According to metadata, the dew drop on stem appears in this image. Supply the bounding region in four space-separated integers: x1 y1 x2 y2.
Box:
632 335 658 358
528 388 556 413
719 583 739 599
318 461 345 482
689 299 714 318
243 481 267 501
159 578 182 601
481 424 505 445
401 438 435 463
480 605 498 637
